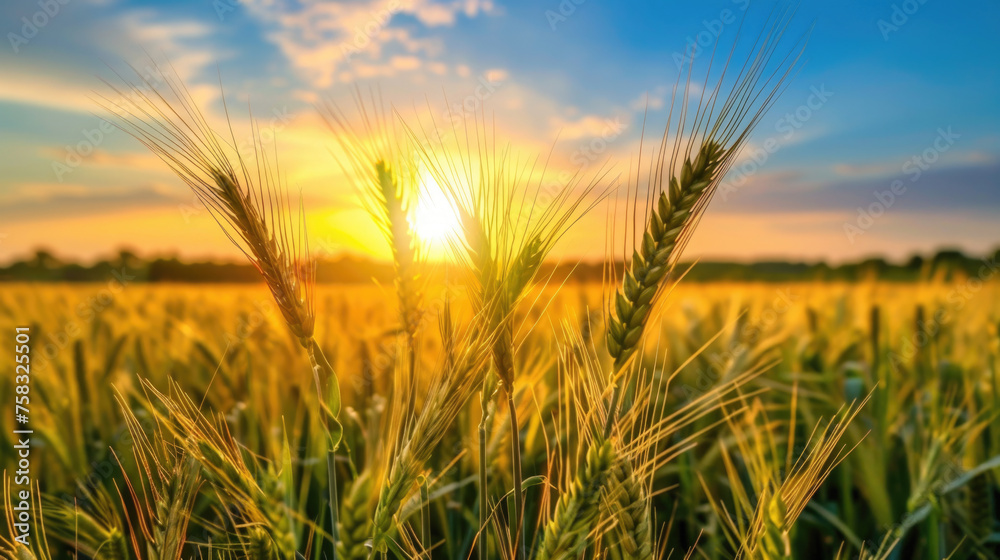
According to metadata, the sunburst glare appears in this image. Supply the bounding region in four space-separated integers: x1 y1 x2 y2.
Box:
412 174 461 247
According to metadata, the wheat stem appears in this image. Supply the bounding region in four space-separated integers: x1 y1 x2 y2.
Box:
478 421 489 560
419 480 431 554
478 372 498 560
505 390 525 560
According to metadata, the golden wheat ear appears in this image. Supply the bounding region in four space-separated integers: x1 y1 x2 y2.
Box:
98 61 343 460
603 9 806 435
98 62 316 347
319 90 424 342
319 91 428 462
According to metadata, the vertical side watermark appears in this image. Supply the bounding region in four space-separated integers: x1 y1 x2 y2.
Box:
13 326 33 546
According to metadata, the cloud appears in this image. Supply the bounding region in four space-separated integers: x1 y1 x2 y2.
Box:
0 68 98 114
0 9 219 116
550 113 630 141
722 160 1000 214
0 182 187 221
833 150 997 179
241 0 495 87
629 85 671 112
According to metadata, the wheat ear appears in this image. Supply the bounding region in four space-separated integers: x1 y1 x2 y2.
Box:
338 470 374 560
603 13 805 437
370 328 491 554
41 491 128 560
135 380 297 558
755 488 791 560
606 140 724 371
320 93 424 350
101 64 344 558
606 459 653 560
405 107 607 560
536 439 617 560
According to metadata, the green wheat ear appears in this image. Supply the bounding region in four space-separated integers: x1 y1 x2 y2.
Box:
606 459 653 560
337 470 374 560
1 544 37 560
606 140 725 370
756 489 791 560
248 527 277 560
536 440 617 560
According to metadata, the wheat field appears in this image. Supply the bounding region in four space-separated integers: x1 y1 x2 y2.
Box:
1 279 999 559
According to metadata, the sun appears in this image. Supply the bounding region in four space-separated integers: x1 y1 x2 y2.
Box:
412 175 461 246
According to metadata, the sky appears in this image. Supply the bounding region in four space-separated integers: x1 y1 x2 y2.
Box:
0 0 997 265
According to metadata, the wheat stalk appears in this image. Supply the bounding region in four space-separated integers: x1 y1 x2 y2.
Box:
99 66 341 427
706 395 868 559
602 13 804 438
404 106 607 560
322 101 433 549
101 69 315 345
370 322 492 554
101 63 344 558
558 307 776 560
321 92 425 371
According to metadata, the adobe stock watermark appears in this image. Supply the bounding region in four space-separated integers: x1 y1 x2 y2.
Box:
7 0 71 54
443 72 505 128
544 0 586 30
877 0 931 41
213 0 249 21
52 120 115 182
843 126 958 244
717 84 834 202
672 0 749 69
234 106 293 158
568 118 627 170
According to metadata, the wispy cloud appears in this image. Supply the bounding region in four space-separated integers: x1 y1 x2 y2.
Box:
0 182 187 222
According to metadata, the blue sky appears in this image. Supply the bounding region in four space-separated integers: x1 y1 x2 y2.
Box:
0 0 997 263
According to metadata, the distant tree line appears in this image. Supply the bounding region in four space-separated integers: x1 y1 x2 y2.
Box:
1 247 997 283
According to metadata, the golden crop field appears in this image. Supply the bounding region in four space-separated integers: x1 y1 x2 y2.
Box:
2 280 998 559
